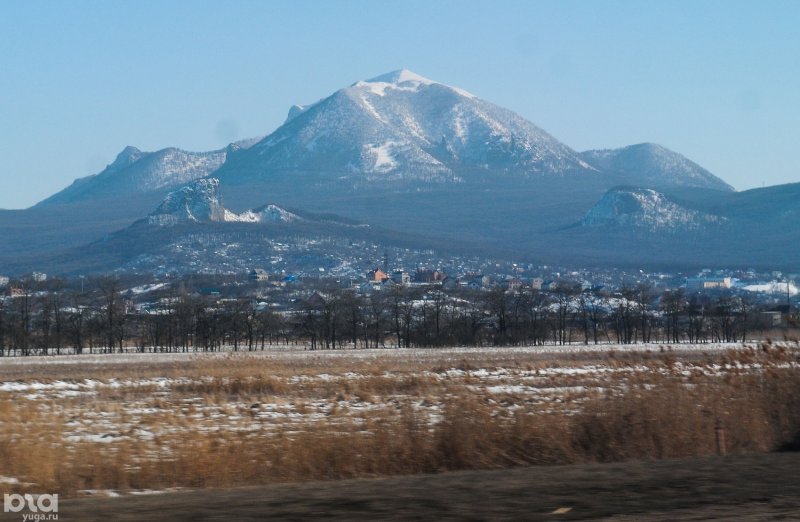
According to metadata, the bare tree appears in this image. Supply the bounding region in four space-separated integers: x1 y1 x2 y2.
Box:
660 289 686 343
97 277 125 352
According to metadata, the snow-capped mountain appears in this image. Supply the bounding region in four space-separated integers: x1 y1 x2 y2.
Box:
216 69 595 187
147 178 299 226
19 68 800 273
580 143 733 192
32 70 732 219
37 137 262 207
582 187 725 233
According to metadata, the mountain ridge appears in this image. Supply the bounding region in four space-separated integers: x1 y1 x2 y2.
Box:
35 137 263 208
32 70 733 212
3 68 797 273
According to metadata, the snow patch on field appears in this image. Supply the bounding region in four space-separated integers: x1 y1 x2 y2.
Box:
0 342 795 452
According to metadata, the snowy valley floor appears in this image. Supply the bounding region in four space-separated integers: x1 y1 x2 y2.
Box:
0 341 798 514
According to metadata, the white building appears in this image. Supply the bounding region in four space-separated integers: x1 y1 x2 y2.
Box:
686 277 732 291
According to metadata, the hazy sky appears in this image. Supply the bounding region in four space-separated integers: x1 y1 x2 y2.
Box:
1 0 798 208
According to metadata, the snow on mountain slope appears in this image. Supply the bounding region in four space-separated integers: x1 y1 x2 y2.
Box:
580 143 733 192
226 204 299 223
147 178 298 226
217 69 595 185
582 187 726 233
37 147 226 206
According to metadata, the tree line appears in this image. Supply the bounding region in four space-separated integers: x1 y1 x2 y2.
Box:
0 276 786 356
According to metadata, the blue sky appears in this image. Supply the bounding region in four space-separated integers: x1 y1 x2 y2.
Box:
1 0 798 208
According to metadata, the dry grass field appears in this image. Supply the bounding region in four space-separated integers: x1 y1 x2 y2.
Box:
0 341 798 498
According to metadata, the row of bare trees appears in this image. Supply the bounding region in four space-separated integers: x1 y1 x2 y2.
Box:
284 284 765 349
0 278 778 355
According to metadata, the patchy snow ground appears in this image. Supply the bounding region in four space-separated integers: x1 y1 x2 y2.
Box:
0 342 795 459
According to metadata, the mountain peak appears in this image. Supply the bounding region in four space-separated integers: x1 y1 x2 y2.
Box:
365 69 433 85
353 69 475 99
119 145 142 155
109 145 145 170
620 142 669 155
285 104 310 123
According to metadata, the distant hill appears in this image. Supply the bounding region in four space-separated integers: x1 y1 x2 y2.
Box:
15 178 471 276
581 186 726 233
580 143 733 192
